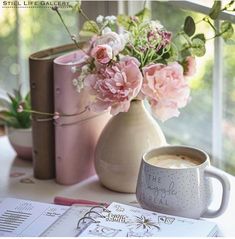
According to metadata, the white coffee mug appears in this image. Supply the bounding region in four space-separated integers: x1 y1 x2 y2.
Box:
136 145 230 219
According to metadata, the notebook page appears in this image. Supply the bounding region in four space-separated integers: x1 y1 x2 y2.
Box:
41 204 96 237
0 198 68 236
79 202 219 237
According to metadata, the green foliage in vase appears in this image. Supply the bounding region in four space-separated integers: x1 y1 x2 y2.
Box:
0 89 31 129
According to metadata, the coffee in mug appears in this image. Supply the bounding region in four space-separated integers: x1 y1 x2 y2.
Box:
136 145 230 219
147 154 200 169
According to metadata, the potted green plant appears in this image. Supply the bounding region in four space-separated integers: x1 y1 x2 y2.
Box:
0 89 32 160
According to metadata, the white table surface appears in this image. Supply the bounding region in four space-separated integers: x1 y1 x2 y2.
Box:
0 135 235 236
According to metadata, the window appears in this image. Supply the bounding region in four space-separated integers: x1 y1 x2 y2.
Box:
223 31 235 174
149 2 214 154
0 6 78 93
147 1 235 174
0 1 119 94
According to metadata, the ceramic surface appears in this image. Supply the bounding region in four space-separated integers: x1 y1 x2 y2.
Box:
136 145 231 219
7 127 32 160
95 100 166 193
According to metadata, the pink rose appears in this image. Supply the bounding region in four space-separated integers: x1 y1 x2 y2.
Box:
142 62 190 122
184 56 196 76
91 44 112 64
84 57 143 115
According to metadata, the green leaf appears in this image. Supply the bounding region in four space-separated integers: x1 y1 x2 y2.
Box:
192 33 206 43
181 49 192 59
72 0 81 12
7 93 19 115
117 15 131 29
135 8 151 22
224 39 235 45
0 110 20 127
191 38 206 57
79 20 99 37
25 92 31 104
183 16 196 37
3 90 32 128
166 44 179 62
209 1 221 20
221 21 234 40
13 88 22 102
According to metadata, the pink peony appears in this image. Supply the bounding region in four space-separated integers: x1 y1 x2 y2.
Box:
84 57 143 115
91 44 112 64
142 62 190 122
184 56 196 76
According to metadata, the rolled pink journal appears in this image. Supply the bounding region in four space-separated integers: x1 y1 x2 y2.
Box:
53 50 110 185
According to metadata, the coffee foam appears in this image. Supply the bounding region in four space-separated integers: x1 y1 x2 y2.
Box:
147 154 200 169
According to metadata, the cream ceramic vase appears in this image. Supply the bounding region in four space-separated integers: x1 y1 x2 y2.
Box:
95 100 167 193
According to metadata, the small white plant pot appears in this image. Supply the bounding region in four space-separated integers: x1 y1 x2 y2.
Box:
7 127 33 160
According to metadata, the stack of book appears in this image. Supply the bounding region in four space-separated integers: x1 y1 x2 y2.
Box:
29 44 110 184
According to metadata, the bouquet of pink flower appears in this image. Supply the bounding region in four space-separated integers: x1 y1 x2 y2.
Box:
53 1 234 122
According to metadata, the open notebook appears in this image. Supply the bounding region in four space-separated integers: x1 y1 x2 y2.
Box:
0 198 219 237
42 201 219 237
77 202 219 237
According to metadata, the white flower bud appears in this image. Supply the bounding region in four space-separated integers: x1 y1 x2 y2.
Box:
81 64 90 74
96 15 104 24
71 66 77 73
72 78 78 86
105 15 117 24
76 79 84 93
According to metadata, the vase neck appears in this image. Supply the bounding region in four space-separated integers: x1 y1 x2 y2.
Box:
128 100 145 114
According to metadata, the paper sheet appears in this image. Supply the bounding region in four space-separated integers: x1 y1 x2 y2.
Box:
41 204 96 237
0 198 69 236
79 202 219 237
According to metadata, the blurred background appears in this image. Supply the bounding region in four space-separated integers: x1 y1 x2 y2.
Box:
0 0 235 175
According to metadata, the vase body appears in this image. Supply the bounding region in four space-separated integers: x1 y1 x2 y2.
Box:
95 100 167 193
7 127 33 160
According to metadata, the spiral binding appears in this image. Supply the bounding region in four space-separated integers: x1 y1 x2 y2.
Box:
77 205 110 230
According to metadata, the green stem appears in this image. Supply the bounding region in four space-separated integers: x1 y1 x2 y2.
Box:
53 7 80 47
148 49 156 63
143 48 151 66
206 28 229 41
203 17 217 33
52 7 90 59
221 0 235 11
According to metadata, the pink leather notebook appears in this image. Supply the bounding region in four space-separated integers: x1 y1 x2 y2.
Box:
53 50 110 185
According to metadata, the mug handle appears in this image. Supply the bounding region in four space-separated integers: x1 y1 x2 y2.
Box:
202 167 230 218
